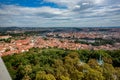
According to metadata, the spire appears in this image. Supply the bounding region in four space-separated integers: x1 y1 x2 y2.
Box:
98 54 104 65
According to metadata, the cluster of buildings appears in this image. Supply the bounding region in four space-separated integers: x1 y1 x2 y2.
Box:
0 35 11 39
0 37 34 56
47 32 120 39
0 35 120 56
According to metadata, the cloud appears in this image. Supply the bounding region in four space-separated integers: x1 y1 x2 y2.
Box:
0 0 120 27
0 5 67 16
0 4 70 27
44 0 105 9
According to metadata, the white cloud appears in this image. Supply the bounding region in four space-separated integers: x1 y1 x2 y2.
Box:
0 5 68 16
93 0 105 4
44 0 106 9
0 0 120 27
82 3 90 5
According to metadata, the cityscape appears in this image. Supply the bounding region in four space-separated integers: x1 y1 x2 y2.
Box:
0 27 120 56
0 0 120 80
0 27 120 80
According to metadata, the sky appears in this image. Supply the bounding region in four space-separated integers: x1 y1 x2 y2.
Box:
0 0 120 27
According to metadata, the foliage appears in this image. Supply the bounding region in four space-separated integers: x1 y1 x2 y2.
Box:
2 48 120 80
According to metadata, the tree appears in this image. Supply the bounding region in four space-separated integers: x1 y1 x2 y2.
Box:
24 65 32 75
83 68 104 80
88 59 99 68
103 63 116 80
22 75 31 80
2 48 120 80
115 68 120 80
35 71 56 80
60 76 70 80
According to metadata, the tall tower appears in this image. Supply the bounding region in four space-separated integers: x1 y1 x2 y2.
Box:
0 57 12 80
